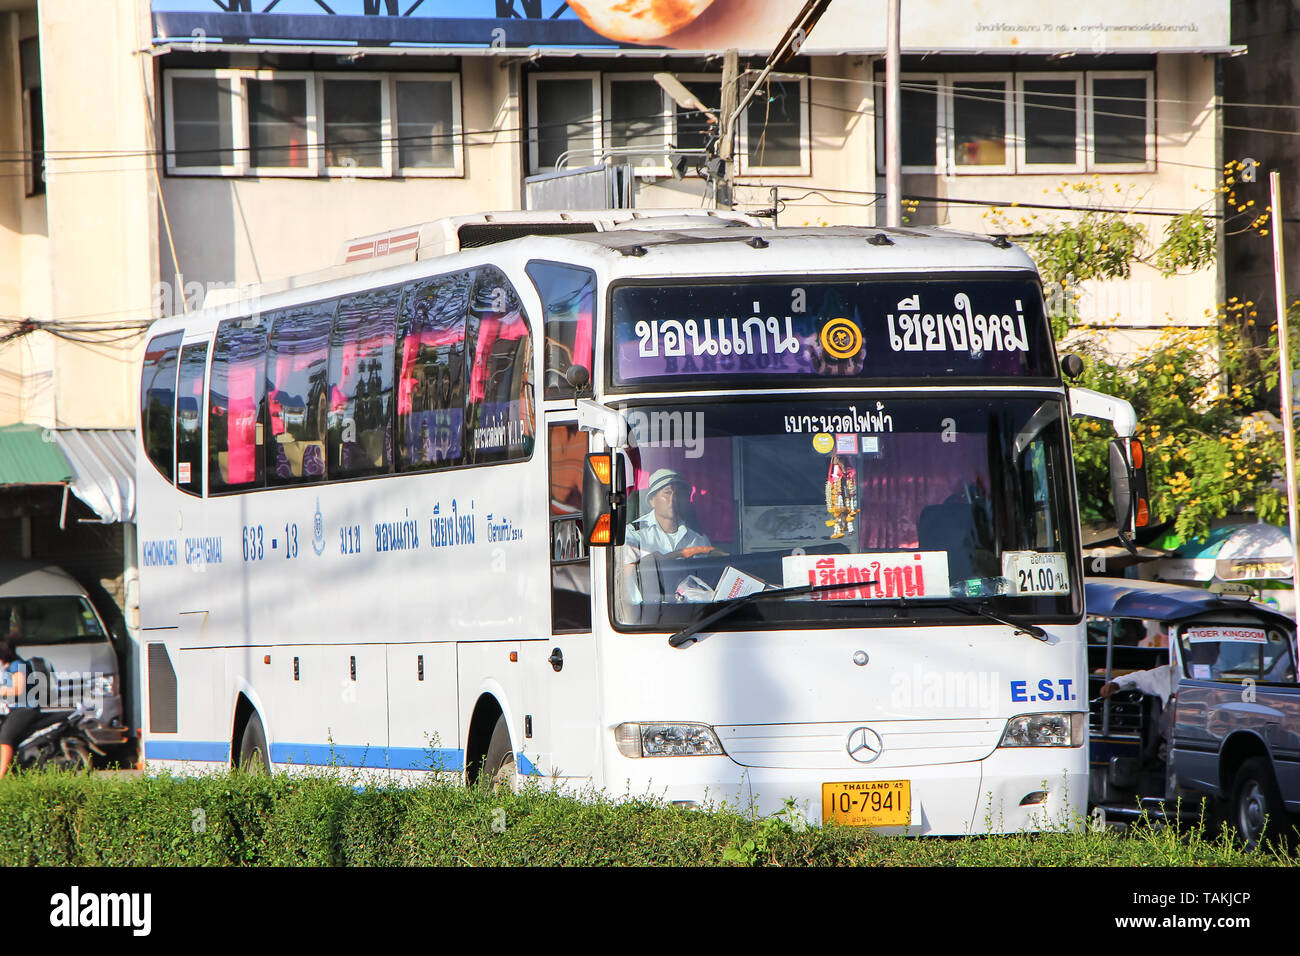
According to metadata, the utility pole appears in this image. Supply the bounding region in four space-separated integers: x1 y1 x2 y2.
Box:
885 0 901 227
656 1 831 211
1270 170 1300 610
717 50 739 209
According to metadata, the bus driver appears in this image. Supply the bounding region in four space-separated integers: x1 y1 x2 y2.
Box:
620 468 716 606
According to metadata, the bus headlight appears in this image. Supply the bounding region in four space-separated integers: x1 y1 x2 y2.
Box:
615 722 724 758
91 675 116 698
998 713 1086 748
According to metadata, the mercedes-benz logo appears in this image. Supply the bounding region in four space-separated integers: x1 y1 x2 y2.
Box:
846 726 883 763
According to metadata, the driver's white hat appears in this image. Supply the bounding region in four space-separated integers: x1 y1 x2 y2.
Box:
646 468 687 498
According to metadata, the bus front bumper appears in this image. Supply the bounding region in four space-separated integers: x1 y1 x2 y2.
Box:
610 747 1087 835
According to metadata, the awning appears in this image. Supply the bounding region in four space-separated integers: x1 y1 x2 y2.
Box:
1156 523 1294 582
0 424 74 487
50 429 136 525
0 425 135 524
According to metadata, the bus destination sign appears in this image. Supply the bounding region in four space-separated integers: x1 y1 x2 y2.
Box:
610 278 1056 387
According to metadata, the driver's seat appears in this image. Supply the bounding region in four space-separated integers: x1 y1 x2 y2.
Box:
917 500 995 581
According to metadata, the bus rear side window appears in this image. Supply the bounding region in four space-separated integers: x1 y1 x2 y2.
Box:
209 316 269 493
329 286 399 478
266 302 333 484
525 260 594 399
175 341 208 495
141 332 182 483
466 266 534 465
397 271 472 470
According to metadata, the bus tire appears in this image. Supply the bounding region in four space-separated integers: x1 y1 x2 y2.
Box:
1231 757 1286 850
483 715 515 793
239 712 270 775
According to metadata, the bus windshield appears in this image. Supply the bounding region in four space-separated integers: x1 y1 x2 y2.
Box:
613 395 1079 630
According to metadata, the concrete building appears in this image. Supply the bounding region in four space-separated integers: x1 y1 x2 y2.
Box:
0 0 1241 745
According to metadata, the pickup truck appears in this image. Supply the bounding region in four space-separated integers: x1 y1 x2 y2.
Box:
1085 577 1299 847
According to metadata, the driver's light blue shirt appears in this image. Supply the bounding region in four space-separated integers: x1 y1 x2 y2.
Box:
623 515 710 559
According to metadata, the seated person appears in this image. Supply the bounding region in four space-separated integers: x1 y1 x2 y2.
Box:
624 468 713 561
620 468 715 606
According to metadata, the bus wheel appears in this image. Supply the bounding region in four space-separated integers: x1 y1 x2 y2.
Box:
1231 757 1286 850
239 713 270 775
483 715 515 793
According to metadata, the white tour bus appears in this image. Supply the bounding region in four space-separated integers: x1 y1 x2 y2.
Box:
136 212 1147 834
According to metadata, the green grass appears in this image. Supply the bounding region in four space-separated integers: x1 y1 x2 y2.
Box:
0 768 1292 866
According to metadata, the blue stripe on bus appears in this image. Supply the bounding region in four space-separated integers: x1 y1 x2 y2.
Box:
269 743 465 771
145 741 536 775
517 751 541 776
145 740 231 763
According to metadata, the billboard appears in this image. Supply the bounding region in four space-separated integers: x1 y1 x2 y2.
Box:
152 0 1231 54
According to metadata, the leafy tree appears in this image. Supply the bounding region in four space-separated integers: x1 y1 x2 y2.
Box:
985 172 1287 540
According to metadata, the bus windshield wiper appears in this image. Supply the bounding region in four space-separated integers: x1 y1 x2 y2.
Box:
875 596 1049 642
667 580 877 648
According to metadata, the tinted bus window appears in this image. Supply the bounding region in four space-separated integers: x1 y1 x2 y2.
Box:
209 315 269 493
175 341 208 496
266 301 334 484
329 286 399 478
397 271 473 470
141 332 182 483
466 267 534 465
525 260 595 399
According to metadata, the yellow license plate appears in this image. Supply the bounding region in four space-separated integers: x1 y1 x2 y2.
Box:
822 780 911 827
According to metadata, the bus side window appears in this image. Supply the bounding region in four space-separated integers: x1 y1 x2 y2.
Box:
466 266 534 465
265 300 334 484
141 332 182 484
328 285 399 478
397 271 472 470
550 422 590 633
209 314 269 493
175 341 208 495
525 260 595 399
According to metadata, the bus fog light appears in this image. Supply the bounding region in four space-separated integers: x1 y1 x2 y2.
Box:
615 722 723 757
999 713 1085 747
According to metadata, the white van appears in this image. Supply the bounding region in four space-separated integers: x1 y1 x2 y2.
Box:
0 562 127 747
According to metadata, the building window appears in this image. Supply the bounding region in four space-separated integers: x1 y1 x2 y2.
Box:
322 77 387 173
170 76 236 169
247 76 312 171
950 76 1012 172
605 77 670 171
164 69 461 178
899 77 941 171
530 74 600 171
20 38 43 196
1089 73 1153 169
528 72 770 177
394 78 461 175
740 75 809 174
1017 74 1083 171
878 69 1153 175
675 80 721 155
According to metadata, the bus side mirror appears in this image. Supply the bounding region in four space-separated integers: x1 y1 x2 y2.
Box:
1109 437 1150 544
583 452 626 548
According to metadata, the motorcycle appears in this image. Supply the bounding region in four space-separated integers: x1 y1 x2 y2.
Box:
0 701 110 772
